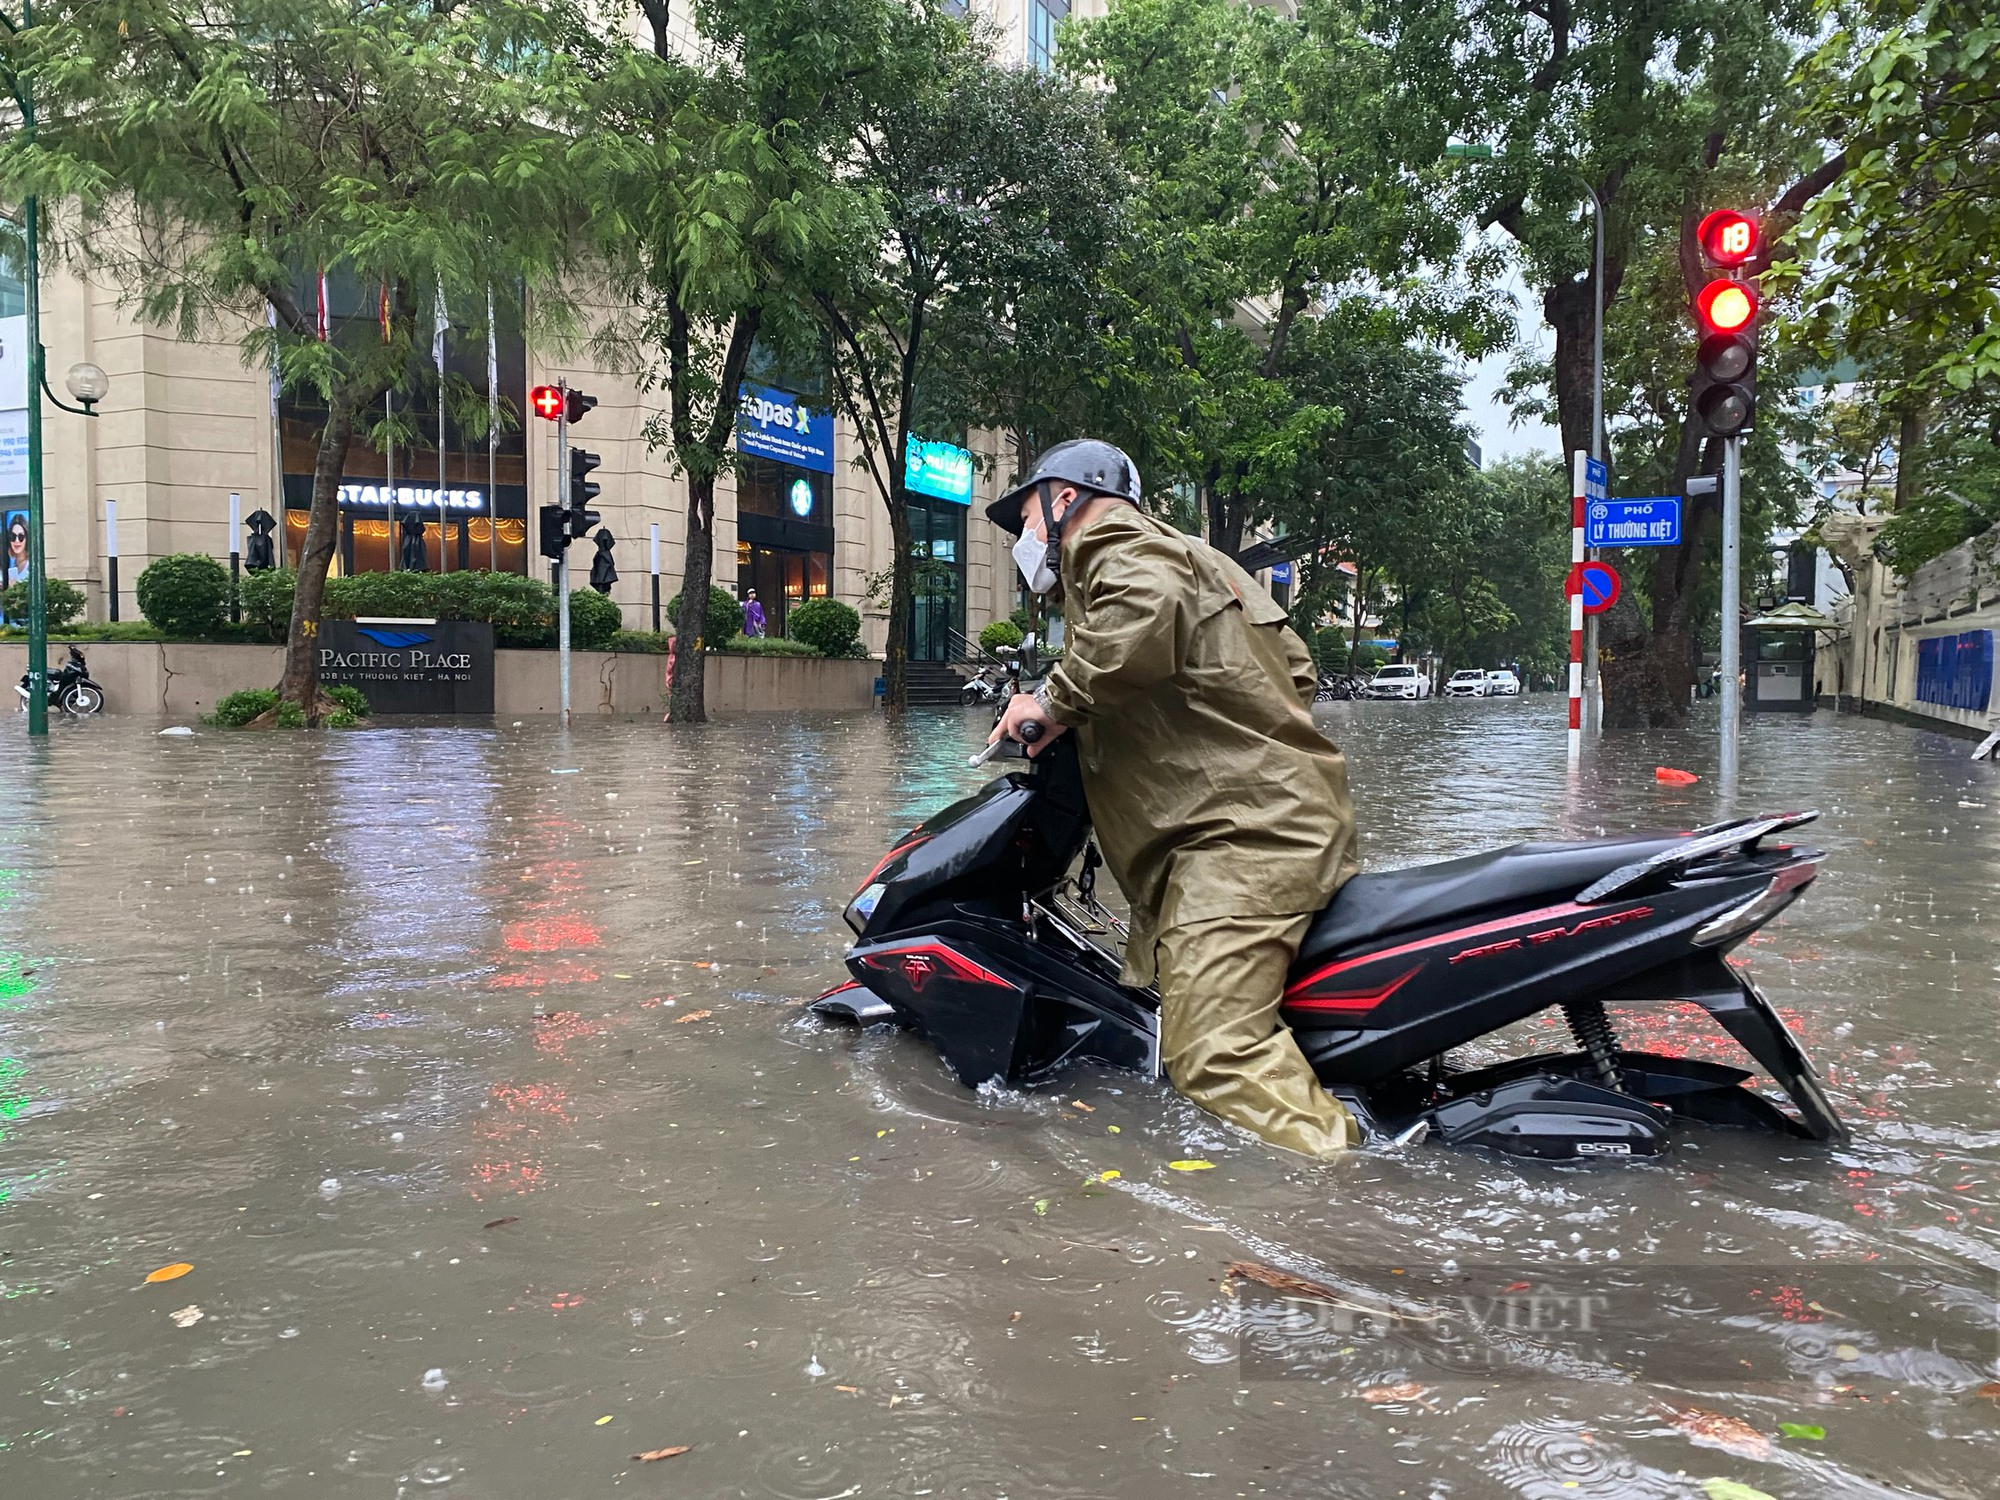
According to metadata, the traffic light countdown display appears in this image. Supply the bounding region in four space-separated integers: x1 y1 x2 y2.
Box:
1691 210 1760 438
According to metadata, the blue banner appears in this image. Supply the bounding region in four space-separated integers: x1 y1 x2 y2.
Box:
1587 496 1682 548
905 435 974 504
736 384 833 474
1916 630 1993 713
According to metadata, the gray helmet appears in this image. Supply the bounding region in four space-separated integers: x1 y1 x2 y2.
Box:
985 438 1142 534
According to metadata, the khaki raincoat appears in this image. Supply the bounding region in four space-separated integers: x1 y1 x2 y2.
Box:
1039 505 1362 1156
1040 506 1360 981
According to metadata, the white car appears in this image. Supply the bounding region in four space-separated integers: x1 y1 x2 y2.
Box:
1365 664 1431 700
1484 669 1522 697
1443 669 1489 698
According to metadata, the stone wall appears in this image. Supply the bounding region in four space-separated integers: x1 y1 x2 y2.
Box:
0 642 878 720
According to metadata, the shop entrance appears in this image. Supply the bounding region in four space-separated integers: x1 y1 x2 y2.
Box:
907 499 966 662
737 543 830 638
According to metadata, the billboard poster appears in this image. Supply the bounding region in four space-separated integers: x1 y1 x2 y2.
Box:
905 435 974 505
735 384 833 474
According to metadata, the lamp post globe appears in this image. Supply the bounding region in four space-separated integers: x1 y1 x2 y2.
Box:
65 361 110 407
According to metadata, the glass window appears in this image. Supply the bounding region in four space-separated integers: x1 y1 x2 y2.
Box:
736 456 828 525
1028 0 1068 71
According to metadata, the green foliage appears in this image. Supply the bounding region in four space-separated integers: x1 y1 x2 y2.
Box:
718 634 819 656
238 568 296 641
786 598 861 656
184 566 562 645
0 577 87 630
979 619 1024 654
607 629 671 654
324 684 369 718
567 588 622 651
135 553 231 638
665 586 743 652
207 689 281 728
275 699 307 729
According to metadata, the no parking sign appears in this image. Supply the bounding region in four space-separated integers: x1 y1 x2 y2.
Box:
1568 560 1621 615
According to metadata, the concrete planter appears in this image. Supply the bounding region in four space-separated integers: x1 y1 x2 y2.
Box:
0 640 878 718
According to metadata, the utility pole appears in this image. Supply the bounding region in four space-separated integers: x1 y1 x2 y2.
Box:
1581 184 1606 739
555 380 571 727
1719 437 1742 783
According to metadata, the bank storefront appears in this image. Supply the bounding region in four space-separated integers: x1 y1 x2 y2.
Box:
277 273 530 575
734 382 834 637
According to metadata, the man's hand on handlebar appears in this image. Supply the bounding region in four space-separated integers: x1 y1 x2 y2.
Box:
988 693 1069 758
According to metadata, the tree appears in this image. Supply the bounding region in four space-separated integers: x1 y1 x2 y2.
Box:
1390 0 1845 725
3 0 583 721
805 7 1121 708
579 0 854 723
1068 0 1503 554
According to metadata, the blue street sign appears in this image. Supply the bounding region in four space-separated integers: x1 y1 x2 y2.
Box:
1587 496 1682 548
1583 456 1608 503
1269 561 1293 586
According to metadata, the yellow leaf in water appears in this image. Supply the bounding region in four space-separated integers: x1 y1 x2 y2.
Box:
145 1262 194 1284
1169 1160 1216 1172
595 1415 614 1426
1099 1170 1121 1182
631 1445 689 1462
673 1009 713 1024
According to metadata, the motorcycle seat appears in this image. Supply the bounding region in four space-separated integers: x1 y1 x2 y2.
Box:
1296 831 1689 963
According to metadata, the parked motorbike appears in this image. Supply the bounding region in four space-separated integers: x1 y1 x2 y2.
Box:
1313 672 1368 702
816 642 1846 1162
17 645 105 716
960 661 1009 707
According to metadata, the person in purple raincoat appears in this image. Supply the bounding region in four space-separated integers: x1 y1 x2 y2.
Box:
741 589 767 638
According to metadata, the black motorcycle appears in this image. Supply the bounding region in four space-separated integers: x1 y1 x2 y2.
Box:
17 645 105 716
815 649 1846 1162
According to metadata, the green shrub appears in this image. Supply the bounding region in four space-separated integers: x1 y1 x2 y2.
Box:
565 588 621 651
608 629 670 654
787 597 860 657
978 619 1024 655
665 584 741 651
0 577 87 629
324 684 369 718
717 634 818 656
207 688 279 727
136 553 231 637
275 699 306 728
239 569 296 640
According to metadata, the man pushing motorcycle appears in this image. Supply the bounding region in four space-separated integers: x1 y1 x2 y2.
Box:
986 439 1363 1158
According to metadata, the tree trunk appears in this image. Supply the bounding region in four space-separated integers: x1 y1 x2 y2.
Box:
882 490 913 709
276 389 357 722
668 470 716 724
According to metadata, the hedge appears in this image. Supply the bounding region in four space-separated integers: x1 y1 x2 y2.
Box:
787 598 861 657
0 577 87 630
136 553 231 637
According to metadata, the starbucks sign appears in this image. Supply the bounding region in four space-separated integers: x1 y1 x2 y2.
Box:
318 619 495 714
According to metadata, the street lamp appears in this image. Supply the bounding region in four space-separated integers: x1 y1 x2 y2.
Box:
4 0 109 737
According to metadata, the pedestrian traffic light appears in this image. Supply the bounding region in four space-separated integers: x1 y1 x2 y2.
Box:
530 385 564 421
1692 275 1760 438
565 388 597 425
539 503 569 559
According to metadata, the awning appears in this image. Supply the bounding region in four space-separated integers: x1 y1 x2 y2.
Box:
1744 601 1840 631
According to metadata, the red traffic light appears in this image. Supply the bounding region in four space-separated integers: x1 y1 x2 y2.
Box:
530 385 565 421
1696 278 1757 334
1696 210 1759 268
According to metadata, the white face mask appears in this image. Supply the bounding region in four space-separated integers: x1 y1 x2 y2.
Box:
1013 526 1058 595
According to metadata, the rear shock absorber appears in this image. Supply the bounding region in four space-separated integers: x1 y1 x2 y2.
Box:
1561 999 1624 1090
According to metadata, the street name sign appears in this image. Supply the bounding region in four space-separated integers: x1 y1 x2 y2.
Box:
1587 496 1682 548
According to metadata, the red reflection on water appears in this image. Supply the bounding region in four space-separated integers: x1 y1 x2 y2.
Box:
503 915 602 953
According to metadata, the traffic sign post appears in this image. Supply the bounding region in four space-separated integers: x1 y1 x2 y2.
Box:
1569 455 1609 762
1586 497 1682 548
1571 560 1621 614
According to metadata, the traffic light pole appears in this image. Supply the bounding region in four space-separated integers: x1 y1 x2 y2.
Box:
1718 435 1742 786
555 382 572 727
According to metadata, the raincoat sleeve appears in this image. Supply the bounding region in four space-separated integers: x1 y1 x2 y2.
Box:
1041 527 1189 726
1282 626 1317 710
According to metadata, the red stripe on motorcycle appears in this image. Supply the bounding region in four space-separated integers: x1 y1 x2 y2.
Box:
1282 963 1423 1015
1284 900 1589 999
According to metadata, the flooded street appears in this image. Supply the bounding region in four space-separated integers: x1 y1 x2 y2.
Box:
2 699 1995 1498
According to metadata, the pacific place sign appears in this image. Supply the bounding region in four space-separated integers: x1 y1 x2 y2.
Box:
317 620 496 714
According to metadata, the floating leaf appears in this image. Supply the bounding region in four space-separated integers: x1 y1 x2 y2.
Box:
144 1262 194 1284
1098 1170 1121 1182
1778 1422 1825 1440
1665 1406 1771 1460
483 1216 519 1230
673 1009 713 1024
834 1385 859 1394
1226 1260 1345 1304
1033 1199 1050 1216
1361 1381 1429 1405
595 1415 614 1426
631 1445 689 1462
1168 1159 1215 1172
1700 1482 1776 1500
169 1304 204 1328
1976 1381 2000 1404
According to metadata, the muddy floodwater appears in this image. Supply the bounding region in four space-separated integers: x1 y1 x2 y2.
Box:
2 700 1995 1498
